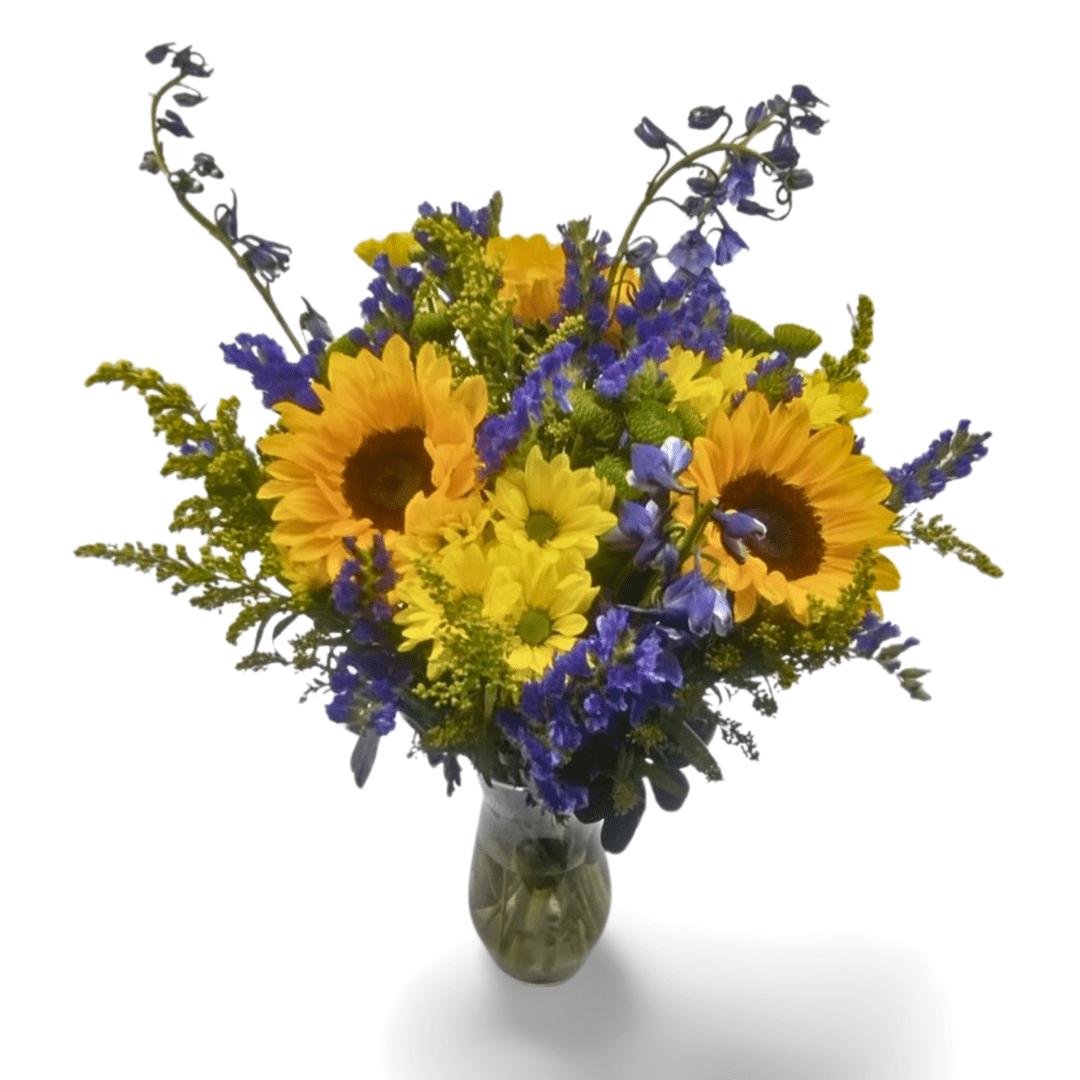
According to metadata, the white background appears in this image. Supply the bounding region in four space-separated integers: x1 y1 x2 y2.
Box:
3 2 1075 1077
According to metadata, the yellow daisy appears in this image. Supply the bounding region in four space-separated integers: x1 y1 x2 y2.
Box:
491 445 617 564
676 390 903 625
257 335 488 583
662 345 768 418
485 545 598 676
392 538 494 672
485 234 566 323
354 232 420 268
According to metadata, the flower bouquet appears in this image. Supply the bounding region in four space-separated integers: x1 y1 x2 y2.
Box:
79 43 1001 983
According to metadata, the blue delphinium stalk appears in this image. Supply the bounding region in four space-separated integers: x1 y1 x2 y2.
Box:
626 437 693 496
604 499 677 573
885 421 991 511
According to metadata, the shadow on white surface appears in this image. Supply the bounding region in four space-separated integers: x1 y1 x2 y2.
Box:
383 916 949 1080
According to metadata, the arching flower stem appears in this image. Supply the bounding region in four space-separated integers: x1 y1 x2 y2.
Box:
148 74 305 357
609 118 781 291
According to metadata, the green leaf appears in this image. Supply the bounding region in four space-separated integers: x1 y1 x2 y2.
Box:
658 715 723 781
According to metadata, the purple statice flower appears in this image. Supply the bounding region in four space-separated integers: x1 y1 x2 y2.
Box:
626 437 693 496
743 352 803 404
618 259 731 362
594 336 669 400
326 537 412 733
885 421 991 511
416 198 491 241
221 332 321 412
558 221 615 335
476 342 578 475
357 251 426 341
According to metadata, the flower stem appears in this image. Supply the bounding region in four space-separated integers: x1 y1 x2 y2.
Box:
609 121 780 285
148 76 305 357
676 496 718 565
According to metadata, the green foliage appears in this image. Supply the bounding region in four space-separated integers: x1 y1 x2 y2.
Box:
704 549 880 702
412 208 517 401
901 512 1003 577
593 454 635 499
672 401 707 441
410 566 518 770
725 314 776 354
567 388 622 445
627 398 684 445
819 294 874 383
772 323 822 360
75 362 307 661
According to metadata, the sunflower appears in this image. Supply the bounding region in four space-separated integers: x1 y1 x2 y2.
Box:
677 390 902 624
485 545 598 676
491 445 617 564
257 335 487 583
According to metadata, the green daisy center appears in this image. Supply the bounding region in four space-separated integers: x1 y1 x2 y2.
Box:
516 608 553 646
525 510 559 544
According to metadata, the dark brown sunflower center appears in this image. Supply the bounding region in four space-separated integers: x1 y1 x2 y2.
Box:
719 469 825 580
341 427 435 532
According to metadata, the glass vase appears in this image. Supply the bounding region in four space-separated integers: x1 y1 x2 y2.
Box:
468 779 611 985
